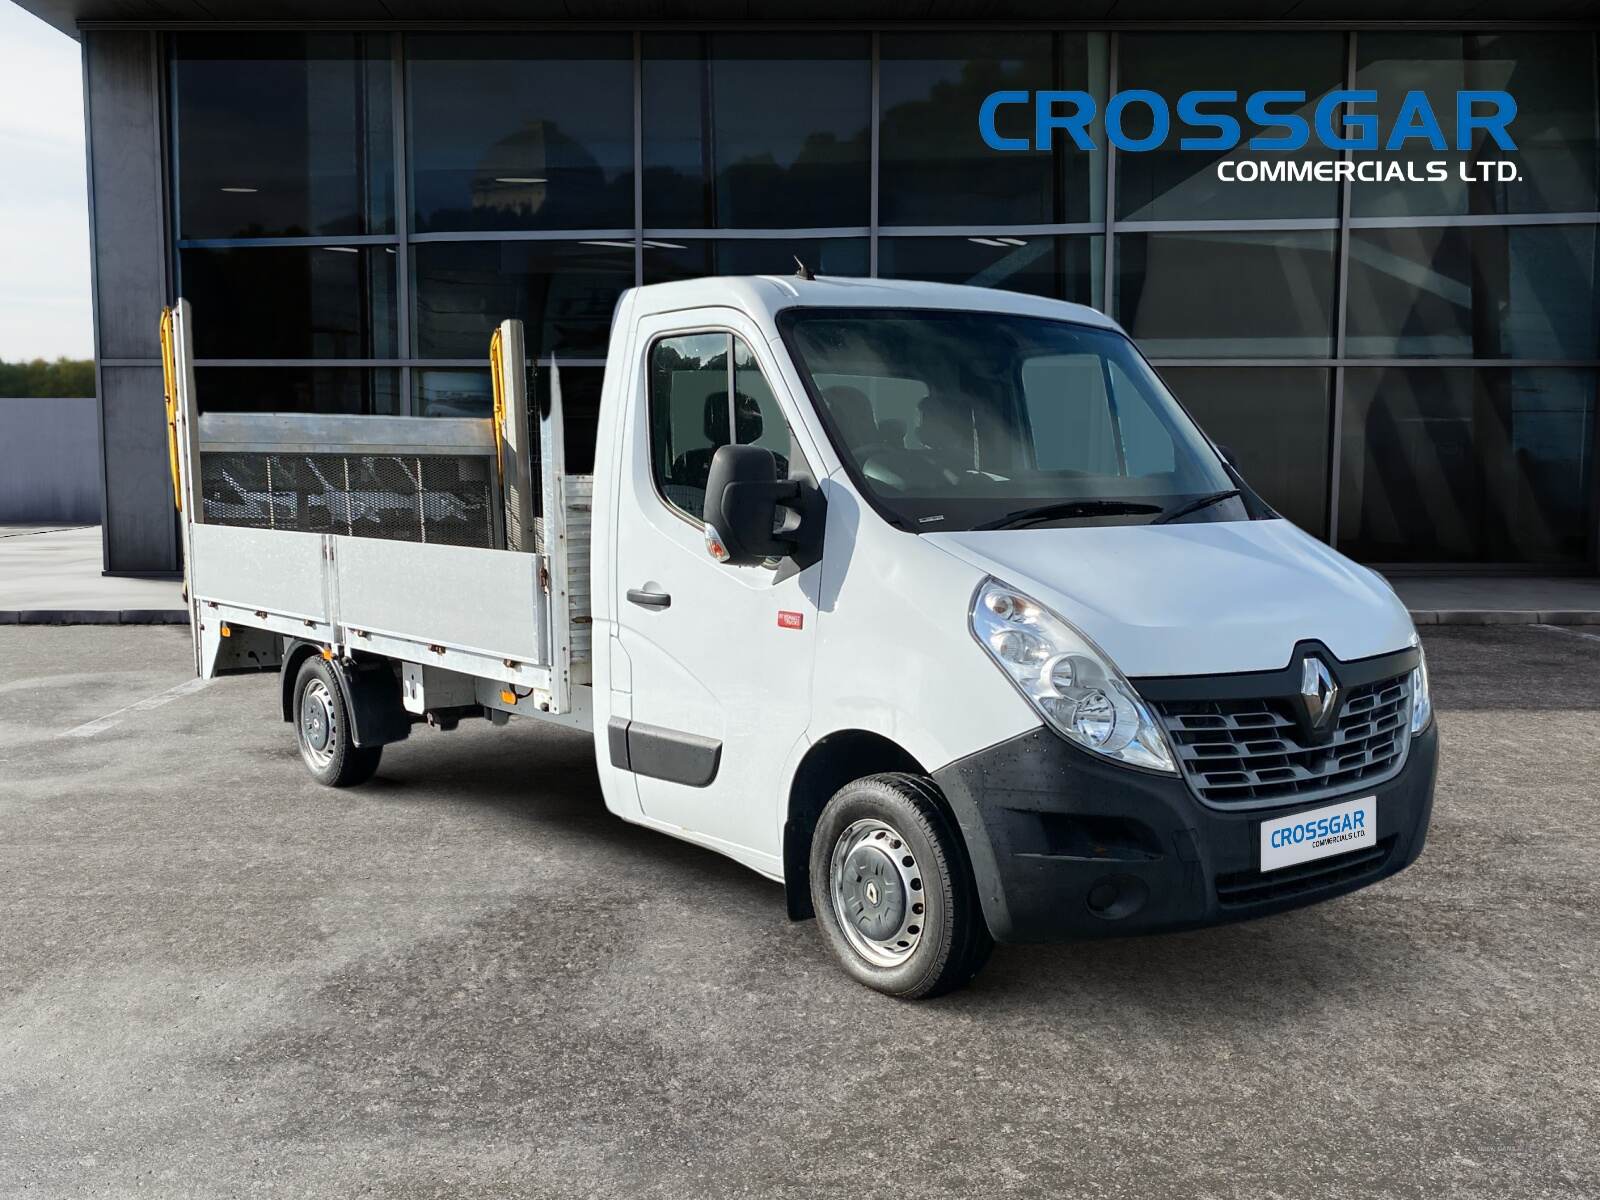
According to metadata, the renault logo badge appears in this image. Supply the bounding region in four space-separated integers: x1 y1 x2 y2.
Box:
1300 656 1340 728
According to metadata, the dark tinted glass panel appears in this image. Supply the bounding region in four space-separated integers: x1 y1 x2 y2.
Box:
641 238 868 284
1339 367 1596 564
408 35 633 233
878 33 1104 226
412 240 633 359
542 365 603 475
1116 231 1336 357
180 246 396 358
1353 34 1600 218
194 367 400 415
641 34 870 229
1160 367 1331 537
410 366 599 472
174 34 394 239
1116 33 1343 221
638 36 707 230
1347 224 1600 359
414 368 490 417
878 235 1101 307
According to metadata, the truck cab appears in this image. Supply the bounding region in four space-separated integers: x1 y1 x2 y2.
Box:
168 274 1438 998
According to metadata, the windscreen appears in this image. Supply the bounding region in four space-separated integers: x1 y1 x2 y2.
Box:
780 308 1242 533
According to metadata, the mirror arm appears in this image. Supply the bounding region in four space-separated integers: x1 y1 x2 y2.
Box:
779 478 825 570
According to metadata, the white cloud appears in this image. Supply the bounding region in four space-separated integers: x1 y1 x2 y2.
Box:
0 4 92 362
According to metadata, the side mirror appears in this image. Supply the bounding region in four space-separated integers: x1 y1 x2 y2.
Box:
1216 443 1240 469
702 444 813 567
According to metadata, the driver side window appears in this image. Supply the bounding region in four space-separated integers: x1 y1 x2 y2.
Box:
648 332 806 522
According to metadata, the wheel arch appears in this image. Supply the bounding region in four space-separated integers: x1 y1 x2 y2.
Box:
783 729 935 921
280 641 410 748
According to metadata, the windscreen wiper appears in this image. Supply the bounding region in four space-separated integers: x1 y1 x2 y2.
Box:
1153 489 1242 525
975 499 1164 531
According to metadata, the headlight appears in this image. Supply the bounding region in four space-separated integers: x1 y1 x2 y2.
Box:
971 578 1175 773
1408 638 1433 734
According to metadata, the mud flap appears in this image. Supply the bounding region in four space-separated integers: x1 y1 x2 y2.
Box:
280 642 411 748
335 658 413 749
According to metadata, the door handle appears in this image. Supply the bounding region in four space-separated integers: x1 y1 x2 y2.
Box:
627 587 672 609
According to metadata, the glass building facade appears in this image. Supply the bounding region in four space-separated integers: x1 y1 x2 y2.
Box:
166 28 1600 569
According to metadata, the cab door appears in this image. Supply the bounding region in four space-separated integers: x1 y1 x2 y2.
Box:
611 311 824 869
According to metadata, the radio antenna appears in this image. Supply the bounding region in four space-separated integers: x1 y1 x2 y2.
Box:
793 257 815 281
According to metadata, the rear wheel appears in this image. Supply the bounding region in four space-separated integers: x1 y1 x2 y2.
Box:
293 657 382 787
810 773 993 999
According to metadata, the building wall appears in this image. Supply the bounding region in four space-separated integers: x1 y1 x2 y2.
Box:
0 397 101 525
85 24 1600 573
84 29 178 572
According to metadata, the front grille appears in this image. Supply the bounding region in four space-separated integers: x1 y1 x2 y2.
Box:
1215 835 1397 907
1155 673 1411 807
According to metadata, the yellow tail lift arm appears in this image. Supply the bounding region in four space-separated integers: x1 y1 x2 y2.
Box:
158 307 182 511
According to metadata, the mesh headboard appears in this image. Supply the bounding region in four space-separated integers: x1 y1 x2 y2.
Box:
195 413 504 549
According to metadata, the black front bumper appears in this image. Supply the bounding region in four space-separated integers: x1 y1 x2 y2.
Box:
933 722 1438 944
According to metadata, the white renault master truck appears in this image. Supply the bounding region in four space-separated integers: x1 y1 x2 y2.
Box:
168 276 1438 999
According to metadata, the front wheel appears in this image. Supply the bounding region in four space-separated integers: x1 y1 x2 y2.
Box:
293 657 382 787
809 773 993 999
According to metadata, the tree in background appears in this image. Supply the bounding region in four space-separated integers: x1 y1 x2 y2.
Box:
0 358 96 397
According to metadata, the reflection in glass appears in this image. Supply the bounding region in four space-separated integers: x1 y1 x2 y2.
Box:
1339 367 1596 564
641 238 869 284
180 245 397 359
642 34 870 229
1116 231 1336 357
416 366 603 471
542 366 604 475
412 240 634 359
1115 32 1343 221
408 34 633 232
173 34 393 239
878 236 1101 307
1159 367 1332 537
878 33 1104 226
194 367 401 415
1347 224 1599 360
1353 34 1600 218
413 369 491 418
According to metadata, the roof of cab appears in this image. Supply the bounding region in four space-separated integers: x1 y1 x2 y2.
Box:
624 274 1121 333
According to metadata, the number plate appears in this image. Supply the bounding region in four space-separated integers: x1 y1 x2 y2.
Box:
1259 796 1376 873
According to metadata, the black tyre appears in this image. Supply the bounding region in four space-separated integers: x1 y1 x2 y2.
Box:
292 656 382 787
809 773 994 999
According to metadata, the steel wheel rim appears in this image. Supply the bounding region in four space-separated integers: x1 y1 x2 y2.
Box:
299 678 336 768
829 817 926 968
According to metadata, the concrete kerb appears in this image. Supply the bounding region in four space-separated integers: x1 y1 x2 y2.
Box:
1410 609 1600 626
1 610 191 625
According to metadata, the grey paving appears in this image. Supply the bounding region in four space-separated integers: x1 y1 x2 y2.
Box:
1395 574 1600 625
0 526 186 623
2 624 1597 1198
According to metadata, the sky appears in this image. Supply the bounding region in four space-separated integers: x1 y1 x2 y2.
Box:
0 4 92 362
